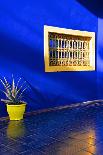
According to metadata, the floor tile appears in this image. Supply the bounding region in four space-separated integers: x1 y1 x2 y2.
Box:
1 106 103 154
39 140 92 155
0 146 19 155
72 150 93 155
20 149 45 155
84 142 103 155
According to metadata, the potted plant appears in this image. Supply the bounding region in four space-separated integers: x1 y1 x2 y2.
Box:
0 75 27 121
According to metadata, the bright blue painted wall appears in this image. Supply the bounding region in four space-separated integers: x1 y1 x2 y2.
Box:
97 18 103 99
0 0 98 117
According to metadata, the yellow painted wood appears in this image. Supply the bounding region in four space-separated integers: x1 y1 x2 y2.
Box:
44 25 95 72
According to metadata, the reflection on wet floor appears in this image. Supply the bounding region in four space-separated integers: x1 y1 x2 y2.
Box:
0 106 103 154
7 121 25 139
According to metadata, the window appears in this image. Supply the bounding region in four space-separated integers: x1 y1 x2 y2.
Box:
44 25 95 72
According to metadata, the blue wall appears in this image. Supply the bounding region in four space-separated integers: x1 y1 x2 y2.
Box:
97 18 103 99
0 0 98 117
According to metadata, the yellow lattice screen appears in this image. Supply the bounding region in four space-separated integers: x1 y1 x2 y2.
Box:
49 33 90 67
44 25 95 72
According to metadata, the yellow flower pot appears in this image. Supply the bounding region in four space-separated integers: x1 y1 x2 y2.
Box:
7 103 26 121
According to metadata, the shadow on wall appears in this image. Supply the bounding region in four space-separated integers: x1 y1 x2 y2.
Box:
77 0 103 18
77 0 103 100
21 72 98 109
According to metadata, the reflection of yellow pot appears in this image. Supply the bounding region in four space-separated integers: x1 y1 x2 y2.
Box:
7 104 26 120
7 121 25 139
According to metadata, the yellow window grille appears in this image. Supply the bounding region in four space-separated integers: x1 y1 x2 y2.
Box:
44 25 95 72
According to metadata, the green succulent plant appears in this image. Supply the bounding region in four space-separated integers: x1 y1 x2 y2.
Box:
0 75 27 105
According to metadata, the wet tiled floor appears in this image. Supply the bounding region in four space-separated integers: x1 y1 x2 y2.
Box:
1 106 103 154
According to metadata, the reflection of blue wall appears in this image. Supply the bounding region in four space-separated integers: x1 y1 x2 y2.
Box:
0 0 98 117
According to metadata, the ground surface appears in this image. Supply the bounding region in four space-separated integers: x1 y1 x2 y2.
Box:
0 106 103 155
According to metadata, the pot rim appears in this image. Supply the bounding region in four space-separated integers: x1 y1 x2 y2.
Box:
7 103 26 106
